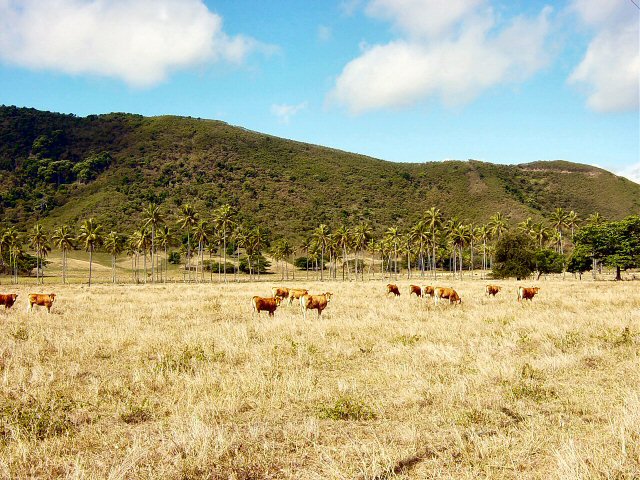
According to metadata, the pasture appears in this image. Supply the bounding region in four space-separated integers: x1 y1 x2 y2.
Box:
0 280 638 479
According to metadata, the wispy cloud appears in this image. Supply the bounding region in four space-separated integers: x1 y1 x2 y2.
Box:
271 102 308 123
329 0 553 113
0 0 270 87
568 0 639 112
318 25 332 43
617 163 640 184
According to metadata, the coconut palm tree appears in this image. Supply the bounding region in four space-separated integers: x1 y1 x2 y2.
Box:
313 224 331 281
104 231 124 284
142 203 163 283
300 237 312 280
52 225 74 284
193 219 209 283
29 223 49 284
156 225 174 283
411 220 429 276
232 225 249 282
424 207 442 278
335 225 352 281
77 218 103 287
366 237 378 279
135 226 152 283
177 203 198 282
586 212 604 225
566 210 580 241
549 207 569 254
281 239 293 280
352 222 372 281
476 224 491 277
384 226 401 279
214 204 235 283
488 212 508 240
530 222 551 248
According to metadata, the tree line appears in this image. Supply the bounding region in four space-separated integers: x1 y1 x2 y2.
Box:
1 204 638 285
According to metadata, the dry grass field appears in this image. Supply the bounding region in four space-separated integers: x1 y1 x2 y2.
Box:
0 279 639 479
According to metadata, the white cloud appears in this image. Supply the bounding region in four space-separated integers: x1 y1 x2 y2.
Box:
568 0 639 112
0 0 266 87
617 163 640 184
329 2 552 113
271 102 308 124
366 0 485 38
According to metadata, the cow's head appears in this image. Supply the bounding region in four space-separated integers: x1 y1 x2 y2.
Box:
533 287 539 294
11 294 17 301
324 292 333 302
49 293 56 301
274 296 282 306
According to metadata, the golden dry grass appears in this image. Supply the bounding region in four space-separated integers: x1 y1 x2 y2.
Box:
0 279 638 479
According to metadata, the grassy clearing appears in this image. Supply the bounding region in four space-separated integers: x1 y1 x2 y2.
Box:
0 279 638 478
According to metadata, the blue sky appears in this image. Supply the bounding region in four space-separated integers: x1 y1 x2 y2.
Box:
0 0 638 182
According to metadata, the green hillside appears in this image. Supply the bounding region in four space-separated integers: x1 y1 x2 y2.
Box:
1 105 638 240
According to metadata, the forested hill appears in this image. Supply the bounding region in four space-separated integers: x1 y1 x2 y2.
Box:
1 105 638 240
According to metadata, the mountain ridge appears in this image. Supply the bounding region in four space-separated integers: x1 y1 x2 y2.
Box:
1 105 638 241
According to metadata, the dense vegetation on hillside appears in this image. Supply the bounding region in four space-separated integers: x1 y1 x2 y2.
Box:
1 105 639 244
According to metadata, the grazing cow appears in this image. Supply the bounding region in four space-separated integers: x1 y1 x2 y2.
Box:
422 285 435 298
409 285 423 297
518 287 540 302
252 296 282 317
386 284 400 296
434 287 461 305
288 288 309 305
0 294 18 309
271 287 289 301
485 285 502 296
300 292 333 320
28 293 56 313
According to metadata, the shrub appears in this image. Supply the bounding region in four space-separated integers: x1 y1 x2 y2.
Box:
492 231 536 280
318 396 376 421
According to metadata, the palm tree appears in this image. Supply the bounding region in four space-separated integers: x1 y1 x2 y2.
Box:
366 237 378 279
142 203 163 283
52 225 74 284
488 212 508 240
104 231 124 284
476 224 491 277
352 222 372 281
549 207 569 254
424 207 442 278
586 212 604 225
300 237 312 280
214 204 235 283
531 222 550 248
232 225 249 282
335 225 352 281
178 204 198 283
250 226 269 280
313 224 331 281
411 220 429 276
566 210 580 241
29 223 49 284
156 225 174 283
384 226 401 279
193 219 209 283
77 218 103 287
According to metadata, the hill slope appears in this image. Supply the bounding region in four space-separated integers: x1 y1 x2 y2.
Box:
1 105 638 240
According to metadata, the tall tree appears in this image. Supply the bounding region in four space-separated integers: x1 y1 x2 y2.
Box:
104 231 124 284
178 203 198 283
142 203 163 283
77 218 103 287
52 225 74 284
156 225 174 283
313 224 331 281
550 207 569 254
215 204 235 283
29 223 49 284
384 226 401 279
424 207 442 278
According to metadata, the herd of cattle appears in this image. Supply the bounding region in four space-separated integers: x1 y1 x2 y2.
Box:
250 284 540 319
1 285 541 318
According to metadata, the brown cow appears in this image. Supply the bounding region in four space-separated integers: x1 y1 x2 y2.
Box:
386 284 400 296
422 285 435 298
252 296 282 317
409 285 422 297
28 293 56 313
300 292 332 320
518 287 540 302
485 285 501 296
434 287 461 305
288 288 309 305
271 287 289 301
0 294 18 309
